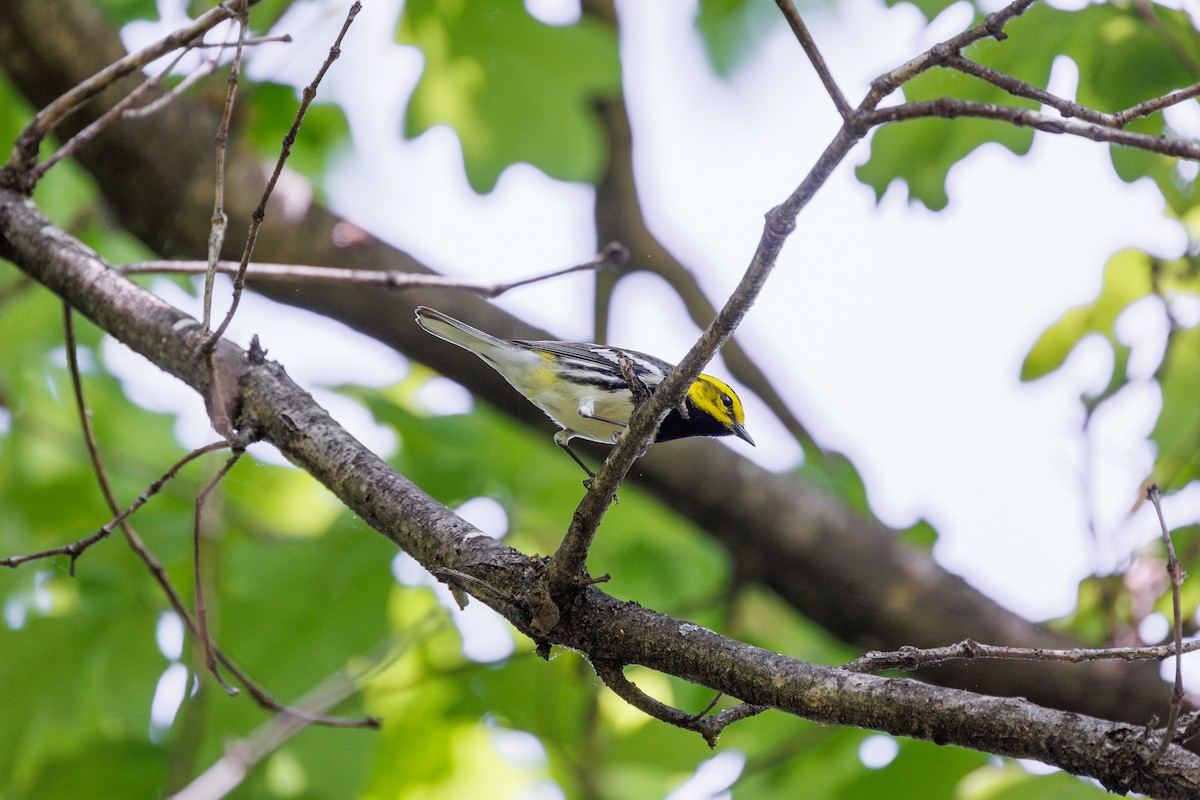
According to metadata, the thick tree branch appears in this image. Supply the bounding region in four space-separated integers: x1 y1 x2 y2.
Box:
0 0 1188 740
4 188 1200 797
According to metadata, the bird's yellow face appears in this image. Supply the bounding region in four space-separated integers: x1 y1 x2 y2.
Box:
688 375 754 445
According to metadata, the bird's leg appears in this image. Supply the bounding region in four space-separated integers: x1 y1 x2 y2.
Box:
554 429 596 482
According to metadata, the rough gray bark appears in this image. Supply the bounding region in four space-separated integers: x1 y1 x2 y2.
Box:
3 184 1199 798
0 0 1182 747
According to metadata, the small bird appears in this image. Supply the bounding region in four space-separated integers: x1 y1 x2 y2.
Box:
414 306 754 477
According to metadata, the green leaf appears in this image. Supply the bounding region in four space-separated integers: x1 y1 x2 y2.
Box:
856 7 1054 210
398 0 620 193
0 562 166 797
1021 249 1155 383
1055 575 1132 645
20 738 168 800
0 72 34 148
795 449 872 516
694 0 784 77
965 759 1114 799
95 0 160 25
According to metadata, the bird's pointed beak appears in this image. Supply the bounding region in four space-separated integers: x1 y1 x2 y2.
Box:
731 421 755 447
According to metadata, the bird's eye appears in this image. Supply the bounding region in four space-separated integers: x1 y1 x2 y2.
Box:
722 394 734 410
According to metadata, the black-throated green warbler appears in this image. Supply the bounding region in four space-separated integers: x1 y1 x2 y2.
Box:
415 306 754 476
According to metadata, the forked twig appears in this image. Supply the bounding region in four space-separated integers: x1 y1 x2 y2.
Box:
31 50 191 182
545 0 1043 597
1 2 245 186
53 307 371 727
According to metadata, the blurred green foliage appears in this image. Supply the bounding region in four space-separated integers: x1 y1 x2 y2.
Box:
1 0 1195 797
397 0 620 193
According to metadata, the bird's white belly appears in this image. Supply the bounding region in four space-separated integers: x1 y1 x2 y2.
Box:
485 350 638 443
531 384 634 444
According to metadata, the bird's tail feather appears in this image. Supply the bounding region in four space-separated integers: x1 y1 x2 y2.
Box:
414 306 508 352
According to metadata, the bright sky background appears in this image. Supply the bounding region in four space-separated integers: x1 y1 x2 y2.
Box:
100 0 1200 791
117 0 1200 645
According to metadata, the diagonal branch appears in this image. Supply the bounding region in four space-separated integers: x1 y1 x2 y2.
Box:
2 0 1193 742
5 186 1200 796
0 1 252 187
120 243 626 297
845 638 1200 674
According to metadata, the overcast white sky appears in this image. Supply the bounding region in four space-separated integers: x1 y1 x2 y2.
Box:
118 0 1200 639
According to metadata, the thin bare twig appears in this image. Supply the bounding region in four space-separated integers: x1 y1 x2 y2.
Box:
946 55 1200 129
205 1 362 349
124 35 292 118
592 660 765 747
120 241 627 297
1147 484 1188 756
861 98 1200 159
193 448 245 696
200 0 250 341
62 304 123 554
31 50 191 182
123 60 220 119
944 54 1111 124
1113 82 1200 127
170 616 442 800
843 637 1200 673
